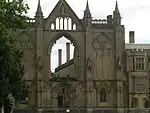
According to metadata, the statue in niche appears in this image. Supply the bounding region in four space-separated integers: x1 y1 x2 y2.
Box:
86 57 93 72
116 57 121 70
37 56 43 72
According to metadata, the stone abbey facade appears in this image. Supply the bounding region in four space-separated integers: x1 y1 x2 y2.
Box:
14 0 150 111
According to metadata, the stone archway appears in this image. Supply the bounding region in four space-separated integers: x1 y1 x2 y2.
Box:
48 32 80 56
48 32 80 77
51 77 77 108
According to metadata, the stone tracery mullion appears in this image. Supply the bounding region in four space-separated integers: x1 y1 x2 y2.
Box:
67 17 69 30
59 17 61 30
54 22 56 30
71 20 73 30
63 17 64 30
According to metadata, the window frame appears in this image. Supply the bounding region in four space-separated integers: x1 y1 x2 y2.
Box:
134 56 146 71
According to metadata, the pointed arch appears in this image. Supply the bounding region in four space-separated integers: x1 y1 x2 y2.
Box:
99 88 107 102
64 18 68 30
54 17 77 31
68 18 72 30
53 81 77 99
60 18 63 30
48 32 80 54
51 23 55 30
46 0 83 29
58 88 65 108
56 17 60 30
73 23 77 30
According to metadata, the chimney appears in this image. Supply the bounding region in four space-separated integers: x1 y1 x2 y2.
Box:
66 42 70 62
58 49 62 66
107 15 112 24
129 31 135 44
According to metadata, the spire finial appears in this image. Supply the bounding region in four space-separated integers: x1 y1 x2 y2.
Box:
115 1 119 11
86 0 90 12
37 0 42 12
83 0 91 20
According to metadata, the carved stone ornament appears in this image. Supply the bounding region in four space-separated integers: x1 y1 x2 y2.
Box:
78 82 85 90
87 81 93 92
52 82 78 99
43 82 52 90
37 81 42 91
96 82 113 92
19 40 33 49
92 81 97 89
92 37 106 51
92 33 112 55
117 82 123 92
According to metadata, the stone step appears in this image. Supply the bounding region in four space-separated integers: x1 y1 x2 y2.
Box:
13 108 34 113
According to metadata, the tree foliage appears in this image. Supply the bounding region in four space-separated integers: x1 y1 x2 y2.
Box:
0 0 29 32
0 0 29 111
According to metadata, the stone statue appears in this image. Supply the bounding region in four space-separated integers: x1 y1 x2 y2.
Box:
37 56 43 71
87 57 92 72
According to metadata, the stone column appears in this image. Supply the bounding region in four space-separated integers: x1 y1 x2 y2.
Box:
129 31 135 44
58 49 62 66
37 109 43 113
66 42 70 62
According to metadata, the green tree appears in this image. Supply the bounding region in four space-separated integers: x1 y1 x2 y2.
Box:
0 0 29 112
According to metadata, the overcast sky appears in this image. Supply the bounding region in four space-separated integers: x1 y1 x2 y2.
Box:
25 0 150 71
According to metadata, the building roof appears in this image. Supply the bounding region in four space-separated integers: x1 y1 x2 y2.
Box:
125 43 150 50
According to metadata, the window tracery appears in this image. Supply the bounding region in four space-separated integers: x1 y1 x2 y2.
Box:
50 17 77 31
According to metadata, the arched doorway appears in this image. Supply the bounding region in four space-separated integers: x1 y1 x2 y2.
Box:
52 79 77 108
58 88 65 108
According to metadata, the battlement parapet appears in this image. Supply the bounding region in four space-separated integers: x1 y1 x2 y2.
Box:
92 19 108 24
27 18 35 23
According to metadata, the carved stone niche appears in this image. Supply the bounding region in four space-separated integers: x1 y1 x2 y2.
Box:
27 81 33 93
95 82 113 92
92 33 112 56
86 57 93 73
19 40 33 49
86 81 94 92
37 56 43 72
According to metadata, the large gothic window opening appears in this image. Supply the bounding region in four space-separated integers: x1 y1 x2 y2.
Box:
100 88 107 102
51 36 75 72
51 17 77 31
